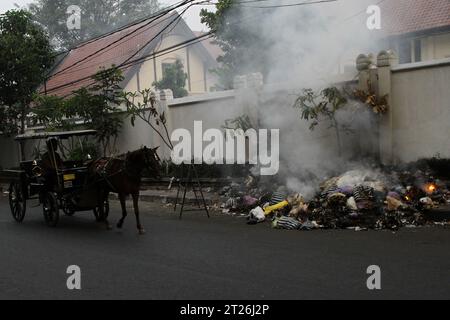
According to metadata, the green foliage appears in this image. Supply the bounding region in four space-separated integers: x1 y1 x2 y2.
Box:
67 141 99 162
153 60 188 98
33 66 125 156
222 115 254 132
28 0 160 49
32 95 73 130
294 87 349 156
209 65 235 92
294 87 348 130
200 0 270 90
122 88 172 150
0 10 54 135
0 107 20 135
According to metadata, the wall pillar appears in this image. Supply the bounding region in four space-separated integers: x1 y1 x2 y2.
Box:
356 53 374 91
158 89 174 159
356 53 378 159
233 73 263 128
377 50 398 165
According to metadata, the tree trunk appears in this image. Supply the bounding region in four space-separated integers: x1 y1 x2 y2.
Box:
19 108 26 161
376 115 381 163
334 119 342 158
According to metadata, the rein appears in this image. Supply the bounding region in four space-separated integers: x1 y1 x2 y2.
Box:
95 148 161 192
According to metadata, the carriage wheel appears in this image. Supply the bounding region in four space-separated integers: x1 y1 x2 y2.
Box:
9 182 26 223
93 199 110 222
63 207 75 216
43 192 60 227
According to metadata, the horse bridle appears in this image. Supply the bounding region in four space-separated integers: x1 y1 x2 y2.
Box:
121 147 161 179
143 148 162 177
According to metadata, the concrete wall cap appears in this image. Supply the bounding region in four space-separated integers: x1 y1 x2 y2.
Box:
233 75 248 89
159 89 174 101
377 50 397 67
356 53 372 71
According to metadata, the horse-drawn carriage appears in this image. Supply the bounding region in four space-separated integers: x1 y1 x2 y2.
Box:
5 130 109 227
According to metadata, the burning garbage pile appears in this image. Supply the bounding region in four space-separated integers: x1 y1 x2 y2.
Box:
219 167 450 231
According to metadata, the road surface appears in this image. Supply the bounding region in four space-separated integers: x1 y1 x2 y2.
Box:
0 195 449 300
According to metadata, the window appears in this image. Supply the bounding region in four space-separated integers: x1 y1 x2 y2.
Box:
414 39 422 62
399 39 412 64
162 62 174 78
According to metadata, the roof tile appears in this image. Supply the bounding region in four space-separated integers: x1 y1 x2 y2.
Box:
45 13 179 97
382 0 450 35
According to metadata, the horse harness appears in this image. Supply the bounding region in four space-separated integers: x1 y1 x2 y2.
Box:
93 151 157 192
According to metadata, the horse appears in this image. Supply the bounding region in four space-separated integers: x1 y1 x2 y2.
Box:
89 146 161 235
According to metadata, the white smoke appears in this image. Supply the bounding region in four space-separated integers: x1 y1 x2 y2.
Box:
222 0 388 196
230 0 385 85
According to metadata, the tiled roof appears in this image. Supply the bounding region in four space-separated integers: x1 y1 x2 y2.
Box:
382 0 450 36
44 12 179 97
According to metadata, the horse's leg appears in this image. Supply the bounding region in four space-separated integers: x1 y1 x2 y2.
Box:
132 193 145 235
103 191 112 230
99 190 112 230
117 193 127 229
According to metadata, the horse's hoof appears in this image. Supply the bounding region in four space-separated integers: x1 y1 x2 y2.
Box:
117 222 123 229
106 224 113 230
138 228 146 235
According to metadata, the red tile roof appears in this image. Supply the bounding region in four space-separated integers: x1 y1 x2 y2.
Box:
382 0 450 36
44 12 179 97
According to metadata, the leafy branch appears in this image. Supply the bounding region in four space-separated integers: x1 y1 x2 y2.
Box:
352 80 389 114
294 87 349 157
122 89 173 150
32 66 125 156
222 114 254 132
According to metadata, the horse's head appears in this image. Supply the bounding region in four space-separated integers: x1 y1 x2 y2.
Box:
124 146 162 179
141 146 162 179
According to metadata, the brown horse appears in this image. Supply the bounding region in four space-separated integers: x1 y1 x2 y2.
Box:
89 146 161 235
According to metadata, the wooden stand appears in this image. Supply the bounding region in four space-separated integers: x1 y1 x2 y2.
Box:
174 164 210 219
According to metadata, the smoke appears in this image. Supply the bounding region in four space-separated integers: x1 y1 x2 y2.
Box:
219 0 388 197
232 0 385 85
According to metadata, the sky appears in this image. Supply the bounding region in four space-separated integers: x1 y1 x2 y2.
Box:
0 0 212 31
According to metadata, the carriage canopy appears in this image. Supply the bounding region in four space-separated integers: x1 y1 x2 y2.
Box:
15 130 97 141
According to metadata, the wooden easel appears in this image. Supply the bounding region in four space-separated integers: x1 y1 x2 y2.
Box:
174 163 210 219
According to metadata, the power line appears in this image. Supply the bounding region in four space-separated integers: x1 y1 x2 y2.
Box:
44 0 284 96
124 33 213 69
239 0 338 9
49 11 191 78
119 2 200 68
49 0 195 79
47 0 337 82
48 0 333 96
62 34 214 99
44 32 213 96
44 6 209 96
45 34 213 101
48 1 189 77
342 0 386 22
50 0 190 58
202 0 338 7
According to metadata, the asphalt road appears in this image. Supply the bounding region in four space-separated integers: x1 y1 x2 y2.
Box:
0 195 449 300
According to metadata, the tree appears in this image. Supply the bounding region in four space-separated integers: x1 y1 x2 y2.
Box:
123 89 173 150
294 87 349 157
0 10 54 141
28 0 161 49
33 67 125 156
85 66 125 155
294 85 390 159
153 59 188 98
200 0 270 90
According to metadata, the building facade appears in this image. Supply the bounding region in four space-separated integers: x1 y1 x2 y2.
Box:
43 12 218 98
